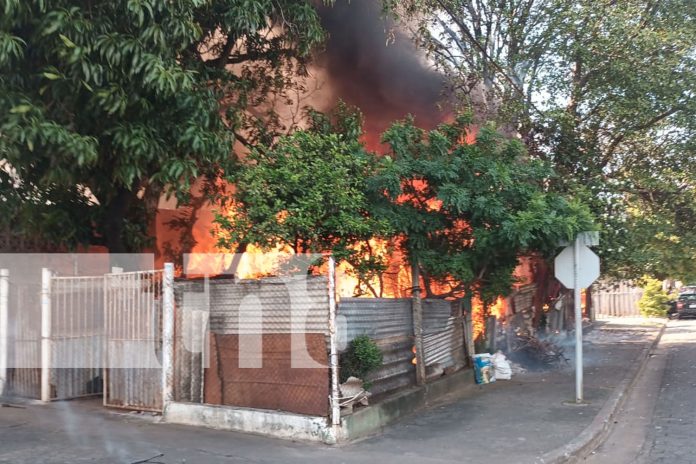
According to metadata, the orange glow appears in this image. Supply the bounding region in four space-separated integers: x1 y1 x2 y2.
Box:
154 121 531 322
471 296 507 340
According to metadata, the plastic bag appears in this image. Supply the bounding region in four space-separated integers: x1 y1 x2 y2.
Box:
491 351 512 380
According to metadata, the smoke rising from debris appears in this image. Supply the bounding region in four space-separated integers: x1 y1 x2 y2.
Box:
317 0 447 145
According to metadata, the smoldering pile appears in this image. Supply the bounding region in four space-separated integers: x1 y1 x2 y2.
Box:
507 334 569 370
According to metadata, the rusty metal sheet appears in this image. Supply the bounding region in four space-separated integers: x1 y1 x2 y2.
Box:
205 333 329 416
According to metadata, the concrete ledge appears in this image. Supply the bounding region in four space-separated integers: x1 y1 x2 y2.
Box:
163 369 474 445
536 322 667 464
340 369 474 442
163 402 337 444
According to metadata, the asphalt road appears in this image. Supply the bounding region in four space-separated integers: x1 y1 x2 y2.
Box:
584 318 696 463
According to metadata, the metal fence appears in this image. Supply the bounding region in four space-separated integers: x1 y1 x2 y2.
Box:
47 274 104 401
339 298 466 398
2 276 41 398
173 275 332 416
103 270 164 411
0 266 172 413
593 282 643 317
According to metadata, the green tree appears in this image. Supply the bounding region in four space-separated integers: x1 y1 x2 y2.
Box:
370 115 594 306
214 105 392 294
0 0 325 252
387 0 696 280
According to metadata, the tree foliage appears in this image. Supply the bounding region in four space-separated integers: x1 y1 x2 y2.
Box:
387 0 696 280
215 104 392 290
216 107 594 302
0 0 325 252
371 115 594 303
638 276 671 318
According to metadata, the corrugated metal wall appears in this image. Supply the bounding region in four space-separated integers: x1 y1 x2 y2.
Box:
339 298 414 397
339 298 465 398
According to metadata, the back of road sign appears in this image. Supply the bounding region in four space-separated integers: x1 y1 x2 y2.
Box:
554 244 600 289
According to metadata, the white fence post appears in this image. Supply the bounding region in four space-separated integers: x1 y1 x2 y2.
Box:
328 257 340 427
0 269 8 397
103 266 123 407
41 268 52 402
161 263 175 409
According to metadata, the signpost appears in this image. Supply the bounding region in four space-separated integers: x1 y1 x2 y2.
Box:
554 232 600 403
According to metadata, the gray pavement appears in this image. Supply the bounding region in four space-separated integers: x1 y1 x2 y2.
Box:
0 319 663 464
584 318 696 464
641 319 696 463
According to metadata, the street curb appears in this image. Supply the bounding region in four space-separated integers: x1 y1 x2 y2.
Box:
536 322 667 464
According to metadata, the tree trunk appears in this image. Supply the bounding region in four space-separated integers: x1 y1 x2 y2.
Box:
102 187 134 254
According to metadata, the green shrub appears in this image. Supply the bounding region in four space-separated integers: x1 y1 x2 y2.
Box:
339 335 383 389
638 276 671 317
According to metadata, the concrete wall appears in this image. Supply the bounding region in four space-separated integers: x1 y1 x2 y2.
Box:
163 368 474 444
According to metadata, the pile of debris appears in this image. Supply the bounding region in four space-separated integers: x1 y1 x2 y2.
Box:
508 334 568 370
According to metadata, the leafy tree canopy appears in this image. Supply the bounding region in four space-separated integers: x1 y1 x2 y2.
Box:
0 0 326 252
216 107 594 301
386 0 696 280
215 103 392 289
371 115 594 303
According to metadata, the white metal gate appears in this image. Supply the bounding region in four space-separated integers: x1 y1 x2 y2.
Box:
45 274 104 400
0 266 170 413
103 270 164 411
2 276 41 399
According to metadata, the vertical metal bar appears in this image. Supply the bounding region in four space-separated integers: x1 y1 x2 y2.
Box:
574 237 583 403
0 269 9 397
41 268 52 402
328 257 340 426
161 263 175 409
411 261 426 386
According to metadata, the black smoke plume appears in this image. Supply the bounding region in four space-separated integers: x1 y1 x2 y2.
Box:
317 0 447 144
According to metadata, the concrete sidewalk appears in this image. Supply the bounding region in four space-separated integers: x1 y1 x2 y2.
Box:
0 319 663 464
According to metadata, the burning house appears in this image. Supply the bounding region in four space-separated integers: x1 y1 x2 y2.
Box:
0 0 579 446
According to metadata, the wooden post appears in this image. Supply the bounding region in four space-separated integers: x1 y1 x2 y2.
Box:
328 257 341 426
411 261 426 385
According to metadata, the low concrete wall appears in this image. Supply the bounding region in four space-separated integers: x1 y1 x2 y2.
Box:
163 402 337 444
340 369 473 442
163 368 474 444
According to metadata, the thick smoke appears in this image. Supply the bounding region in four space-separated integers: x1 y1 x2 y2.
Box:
317 0 447 146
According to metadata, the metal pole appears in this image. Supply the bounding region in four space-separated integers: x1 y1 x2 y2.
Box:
161 263 175 408
0 269 8 397
41 268 52 402
103 266 123 406
328 256 340 427
411 261 426 385
574 238 583 403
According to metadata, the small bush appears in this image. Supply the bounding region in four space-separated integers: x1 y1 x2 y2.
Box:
339 335 383 389
638 276 671 317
